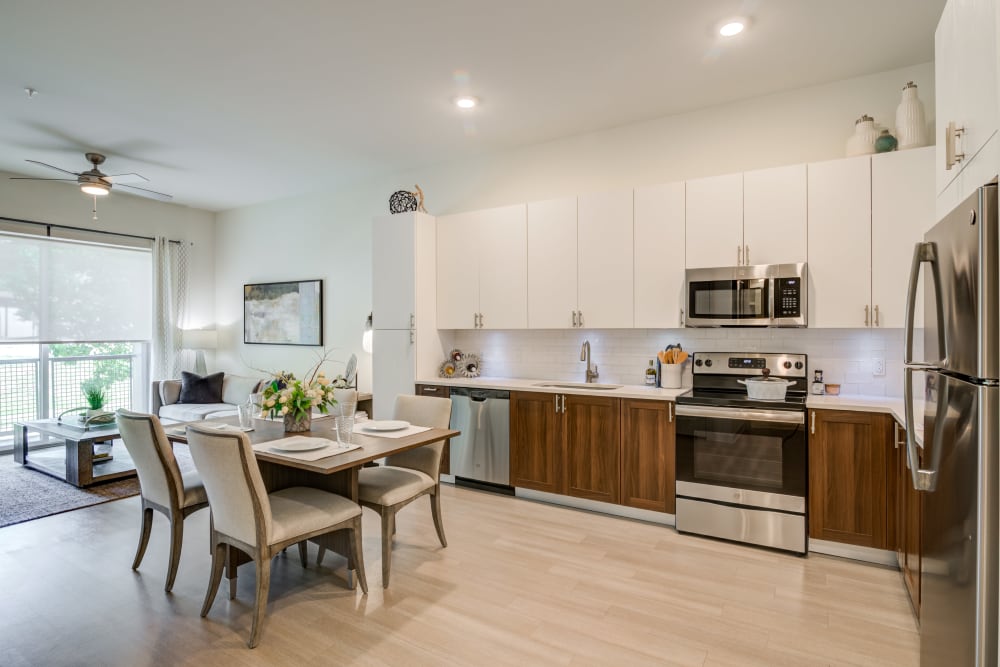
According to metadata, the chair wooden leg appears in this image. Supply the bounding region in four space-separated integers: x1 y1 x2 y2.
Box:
297 541 308 568
430 486 447 548
164 513 184 592
201 541 226 617
380 508 394 589
248 554 272 649
226 554 237 600
132 505 154 570
349 517 368 595
316 545 327 566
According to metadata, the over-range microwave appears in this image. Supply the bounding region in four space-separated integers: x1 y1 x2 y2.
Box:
684 263 807 327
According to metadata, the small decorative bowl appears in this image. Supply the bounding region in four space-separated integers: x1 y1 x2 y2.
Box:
824 383 841 396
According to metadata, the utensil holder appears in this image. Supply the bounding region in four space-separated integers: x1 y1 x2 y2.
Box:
661 364 682 389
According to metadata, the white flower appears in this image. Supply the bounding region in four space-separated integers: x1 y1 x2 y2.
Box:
280 406 289 415
266 399 275 407
278 395 287 403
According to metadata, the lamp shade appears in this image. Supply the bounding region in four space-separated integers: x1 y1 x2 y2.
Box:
182 329 218 350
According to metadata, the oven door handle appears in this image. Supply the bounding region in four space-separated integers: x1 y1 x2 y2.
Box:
675 404 805 425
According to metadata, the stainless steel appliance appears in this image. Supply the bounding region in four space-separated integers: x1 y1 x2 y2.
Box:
903 182 998 667
685 263 807 327
449 388 511 488
675 352 809 553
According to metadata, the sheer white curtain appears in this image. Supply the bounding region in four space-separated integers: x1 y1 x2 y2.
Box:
152 238 189 380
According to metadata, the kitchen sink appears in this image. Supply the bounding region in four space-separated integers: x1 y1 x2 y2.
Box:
532 382 623 390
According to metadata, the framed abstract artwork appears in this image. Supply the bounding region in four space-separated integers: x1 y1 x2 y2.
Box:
243 279 323 346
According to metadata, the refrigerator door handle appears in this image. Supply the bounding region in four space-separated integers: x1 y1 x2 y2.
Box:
905 368 949 492
904 241 948 366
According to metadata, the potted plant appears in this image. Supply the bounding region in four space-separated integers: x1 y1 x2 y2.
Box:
81 379 107 418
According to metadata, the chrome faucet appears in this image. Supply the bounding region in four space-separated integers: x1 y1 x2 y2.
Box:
580 340 599 383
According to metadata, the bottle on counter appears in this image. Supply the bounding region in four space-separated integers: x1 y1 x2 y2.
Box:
812 370 825 395
645 359 657 386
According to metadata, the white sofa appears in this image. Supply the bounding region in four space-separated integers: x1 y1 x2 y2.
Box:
151 375 262 423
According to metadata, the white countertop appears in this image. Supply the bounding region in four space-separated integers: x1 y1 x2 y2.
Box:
416 376 689 401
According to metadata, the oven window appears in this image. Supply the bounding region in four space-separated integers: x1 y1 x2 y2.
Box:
676 415 806 497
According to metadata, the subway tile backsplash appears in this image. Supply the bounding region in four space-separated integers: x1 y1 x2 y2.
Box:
447 328 912 397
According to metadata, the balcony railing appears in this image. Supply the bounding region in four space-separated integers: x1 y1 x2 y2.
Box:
0 353 139 436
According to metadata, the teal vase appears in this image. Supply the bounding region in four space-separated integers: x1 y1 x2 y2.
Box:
875 130 898 153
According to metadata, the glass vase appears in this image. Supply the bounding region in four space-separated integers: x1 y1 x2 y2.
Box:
283 411 312 433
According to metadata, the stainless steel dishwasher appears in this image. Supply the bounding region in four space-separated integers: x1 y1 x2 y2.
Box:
449 388 511 489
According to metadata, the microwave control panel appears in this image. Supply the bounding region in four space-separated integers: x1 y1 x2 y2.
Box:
775 278 802 318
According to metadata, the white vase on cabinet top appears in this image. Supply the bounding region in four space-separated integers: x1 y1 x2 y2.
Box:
895 81 928 150
846 114 879 156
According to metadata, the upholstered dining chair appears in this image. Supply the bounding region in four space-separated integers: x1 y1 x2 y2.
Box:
356 394 452 588
115 409 209 592
185 423 367 649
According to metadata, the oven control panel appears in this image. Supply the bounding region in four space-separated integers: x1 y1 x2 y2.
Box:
693 352 807 378
774 278 802 318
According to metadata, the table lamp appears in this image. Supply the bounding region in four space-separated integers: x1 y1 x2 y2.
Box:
183 329 218 375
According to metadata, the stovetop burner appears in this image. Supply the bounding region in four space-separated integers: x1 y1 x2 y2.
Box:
675 351 808 412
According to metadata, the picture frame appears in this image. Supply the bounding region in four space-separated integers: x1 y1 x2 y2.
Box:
243 279 323 346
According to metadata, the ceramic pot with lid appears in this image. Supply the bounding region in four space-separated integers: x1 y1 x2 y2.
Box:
737 368 794 401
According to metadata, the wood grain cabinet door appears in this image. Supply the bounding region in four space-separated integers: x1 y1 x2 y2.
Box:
620 399 675 513
808 409 891 549
510 391 563 494
564 395 621 503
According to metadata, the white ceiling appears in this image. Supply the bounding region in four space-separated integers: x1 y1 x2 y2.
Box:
0 0 944 212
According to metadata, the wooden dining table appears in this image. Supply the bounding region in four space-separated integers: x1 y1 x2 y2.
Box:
166 415 459 592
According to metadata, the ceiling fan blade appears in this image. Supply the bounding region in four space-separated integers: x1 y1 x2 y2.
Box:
25 159 80 177
105 173 149 184
116 183 173 202
9 177 78 181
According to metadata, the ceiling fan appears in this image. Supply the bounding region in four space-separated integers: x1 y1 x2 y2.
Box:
10 152 173 202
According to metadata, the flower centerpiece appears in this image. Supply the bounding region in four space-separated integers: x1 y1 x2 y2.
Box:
261 363 348 433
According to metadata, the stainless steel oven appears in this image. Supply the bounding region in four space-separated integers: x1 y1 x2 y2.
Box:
674 352 808 554
685 263 807 327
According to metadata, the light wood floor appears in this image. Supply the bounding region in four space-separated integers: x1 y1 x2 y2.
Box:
0 483 918 666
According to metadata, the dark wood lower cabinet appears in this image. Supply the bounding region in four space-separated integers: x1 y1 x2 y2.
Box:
510 391 563 494
808 409 892 549
621 399 675 513
892 422 922 619
564 394 620 504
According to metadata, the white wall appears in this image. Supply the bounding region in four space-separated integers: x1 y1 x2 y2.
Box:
0 171 216 338
214 61 935 390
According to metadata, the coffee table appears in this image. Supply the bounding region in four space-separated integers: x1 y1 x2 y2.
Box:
14 418 136 488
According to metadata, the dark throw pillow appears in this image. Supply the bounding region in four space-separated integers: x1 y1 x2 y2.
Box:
178 371 224 404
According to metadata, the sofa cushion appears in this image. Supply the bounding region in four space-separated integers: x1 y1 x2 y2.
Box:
222 374 260 406
179 371 224 404
159 380 182 407
159 402 236 423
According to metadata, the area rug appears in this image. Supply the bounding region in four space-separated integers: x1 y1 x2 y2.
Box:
0 445 195 528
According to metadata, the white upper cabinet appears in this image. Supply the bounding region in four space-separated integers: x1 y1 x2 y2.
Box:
527 197 578 328
935 0 999 197
478 204 528 330
743 164 808 266
685 173 743 268
372 213 416 330
436 204 527 329
577 189 634 328
436 210 480 329
807 156 872 328
634 181 685 328
872 147 935 329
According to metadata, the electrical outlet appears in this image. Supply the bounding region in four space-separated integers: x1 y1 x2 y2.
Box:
872 357 885 377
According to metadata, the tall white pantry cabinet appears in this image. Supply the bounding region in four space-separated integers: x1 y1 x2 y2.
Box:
371 212 442 419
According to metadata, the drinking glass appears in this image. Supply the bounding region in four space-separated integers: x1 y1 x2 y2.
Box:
237 403 254 429
336 414 355 447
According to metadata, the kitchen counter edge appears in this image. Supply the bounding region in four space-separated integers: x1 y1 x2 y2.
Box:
415 376 689 401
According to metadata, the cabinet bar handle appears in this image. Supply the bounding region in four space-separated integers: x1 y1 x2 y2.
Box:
874 304 880 327
554 394 559 412
737 245 742 265
578 311 583 328
946 122 966 170
421 386 440 393
745 245 750 265
572 311 578 327
810 411 816 434
668 402 674 422
864 304 870 327
479 313 484 328
560 395 566 413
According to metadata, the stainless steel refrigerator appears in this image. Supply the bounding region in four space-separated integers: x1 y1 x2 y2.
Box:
904 181 999 666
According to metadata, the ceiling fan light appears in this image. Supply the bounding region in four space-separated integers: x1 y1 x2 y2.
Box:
80 183 109 196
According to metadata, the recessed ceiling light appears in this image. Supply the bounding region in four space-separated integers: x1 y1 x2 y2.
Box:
455 96 478 109
719 19 746 37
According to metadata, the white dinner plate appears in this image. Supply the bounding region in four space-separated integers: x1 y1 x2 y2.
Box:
269 438 329 452
363 420 411 432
